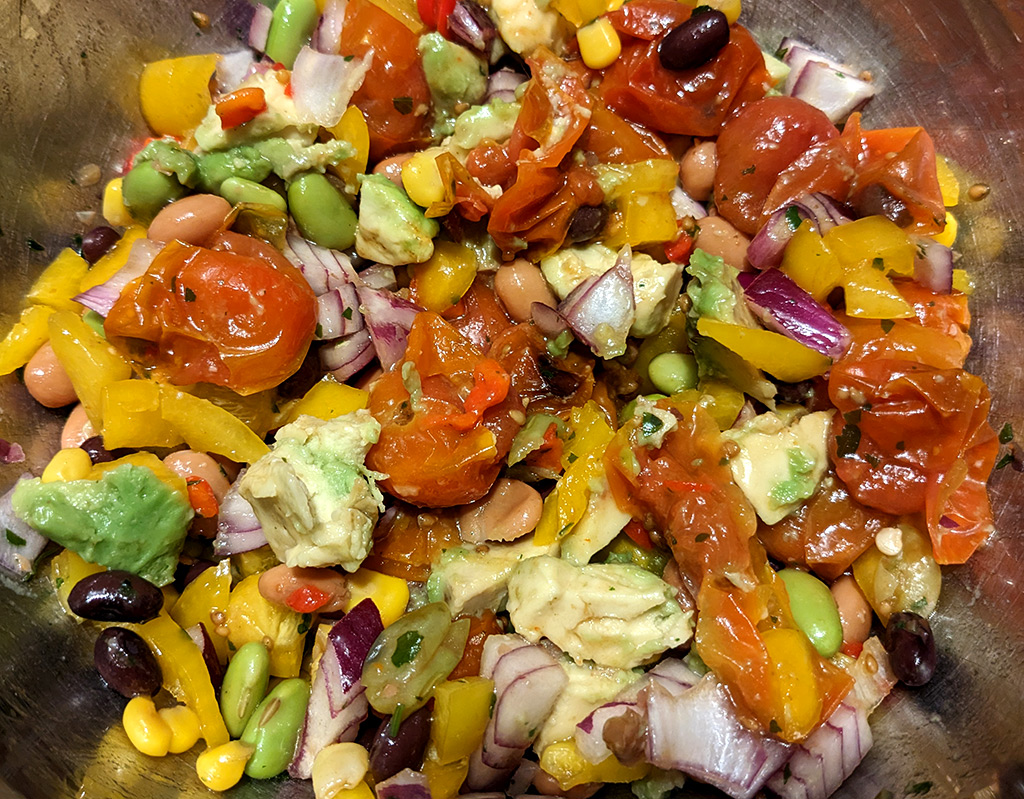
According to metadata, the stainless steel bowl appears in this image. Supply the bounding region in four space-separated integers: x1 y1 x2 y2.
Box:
2 1 1023 797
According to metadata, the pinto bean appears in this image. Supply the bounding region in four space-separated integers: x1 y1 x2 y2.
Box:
24 341 77 408
147 194 232 245
831 574 873 645
494 259 557 323
163 450 232 502
679 140 718 201
372 153 414 187
457 478 543 543
694 214 750 270
257 564 349 614
60 403 96 449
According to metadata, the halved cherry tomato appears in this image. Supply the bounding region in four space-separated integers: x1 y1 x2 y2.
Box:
623 519 654 550
214 87 267 130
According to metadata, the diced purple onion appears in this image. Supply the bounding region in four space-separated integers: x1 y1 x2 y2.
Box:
558 246 635 360
73 238 163 316
248 3 273 52
670 186 709 221
530 302 568 339
374 769 432 799
912 237 954 293
447 0 499 55
213 476 267 557
766 698 872 799
0 475 48 579
185 622 224 690
315 0 347 55
320 329 377 381
356 286 423 371
486 68 527 103
0 438 25 464
285 228 358 295
747 204 812 269
507 760 539 796
358 264 398 291
789 60 876 125
290 599 384 779
645 674 792 799
316 283 364 340
291 46 373 128
799 193 853 232
779 39 860 94
215 50 256 93
743 268 851 360
847 637 897 714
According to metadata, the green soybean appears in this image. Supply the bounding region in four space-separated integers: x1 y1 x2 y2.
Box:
648 351 699 395
778 568 844 658
122 161 186 225
240 677 310 779
219 177 287 212
264 0 319 68
288 172 357 251
219 641 271 739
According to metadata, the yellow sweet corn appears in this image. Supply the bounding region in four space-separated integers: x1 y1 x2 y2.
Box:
41 448 94 483
102 178 133 227
539 740 650 789
196 741 254 792
123 696 173 758
311 742 370 799
343 568 410 627
159 704 202 754
577 17 622 70
320 780 375 799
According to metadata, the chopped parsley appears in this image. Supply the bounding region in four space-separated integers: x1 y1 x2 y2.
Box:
392 630 423 667
640 412 664 439
999 422 1014 444
785 206 803 230
392 96 414 115
184 287 197 302
835 422 862 457
881 318 895 333
5 528 26 547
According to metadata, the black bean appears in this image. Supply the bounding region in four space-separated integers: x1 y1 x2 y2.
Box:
79 435 132 464
658 9 730 71
68 570 164 623
94 627 163 698
566 205 608 245
368 701 433 782
80 226 121 264
882 611 937 687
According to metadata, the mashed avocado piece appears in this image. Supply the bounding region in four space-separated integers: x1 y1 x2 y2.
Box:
355 174 439 265
506 556 692 669
419 33 488 137
239 411 385 571
11 464 193 586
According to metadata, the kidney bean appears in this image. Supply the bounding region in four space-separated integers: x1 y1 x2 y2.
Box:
883 610 937 687
94 627 162 698
80 225 120 264
679 140 718 201
79 435 131 464
148 193 232 246
457 478 543 543
368 701 433 782
68 570 164 623
24 342 77 408
658 9 730 71
257 563 349 614
494 260 557 322
61 403 95 449
694 214 750 269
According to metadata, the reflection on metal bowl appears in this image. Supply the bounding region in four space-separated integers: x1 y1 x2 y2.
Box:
1 1 1023 797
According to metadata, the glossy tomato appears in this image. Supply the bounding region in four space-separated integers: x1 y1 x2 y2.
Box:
104 233 316 395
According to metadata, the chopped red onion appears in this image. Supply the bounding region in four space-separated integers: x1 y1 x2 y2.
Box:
316 283 364 340
789 61 876 125
214 476 267 557
912 237 954 293
320 329 377 381
0 438 25 464
447 0 498 55
285 228 358 295
799 193 853 232
1 475 48 579
747 204 812 270
215 50 256 93
847 637 897 714
743 268 851 360
778 39 860 94
248 3 273 52
507 759 539 796
356 287 423 371
671 186 709 221
486 68 527 103
290 599 383 779
292 46 373 128
530 302 568 338
185 622 224 690
374 769 432 799
73 238 162 317
358 264 398 291
558 246 635 360
315 0 347 55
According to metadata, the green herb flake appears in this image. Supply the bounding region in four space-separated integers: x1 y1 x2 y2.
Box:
783 764 792 783
184 287 197 302
769 719 781 734
297 613 312 635
342 307 354 320
785 206 803 230
392 96 414 115
881 318 895 334
389 704 405 737
27 238 44 252
872 256 886 271
835 423 862 457
999 422 1014 444
54 577 64 590
567 452 578 464
864 453 880 468
843 408 863 425
695 533 710 543
896 440 905 451
995 452 1014 470
5 528 26 547
392 630 423 667
741 165 756 175
906 782 932 796
640 412 664 439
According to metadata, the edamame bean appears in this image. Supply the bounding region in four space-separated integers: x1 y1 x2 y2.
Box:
240 677 310 779
220 641 271 738
122 161 186 225
778 568 843 658
288 172 357 250
265 0 319 69
219 177 287 212
648 351 698 395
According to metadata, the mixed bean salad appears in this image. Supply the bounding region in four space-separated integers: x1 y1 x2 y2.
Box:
0 0 1003 797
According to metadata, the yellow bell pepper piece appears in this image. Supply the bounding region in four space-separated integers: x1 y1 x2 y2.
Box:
430 677 495 764
598 159 678 200
932 211 958 248
327 106 371 198
231 547 280 581
605 192 678 248
952 268 974 295
159 386 270 464
102 379 185 449
402 150 447 211
138 54 219 138
539 740 650 790
79 226 147 292
279 376 369 427
170 559 232 664
422 756 470 799
780 221 843 303
696 318 832 383
131 614 230 748
225 574 308 677
26 248 90 311
50 549 105 617
102 178 134 227
763 627 823 741
366 0 425 33
0 304 55 376
47 309 133 429
410 241 479 312
343 568 410 627
823 215 915 278
840 264 915 319
935 155 959 207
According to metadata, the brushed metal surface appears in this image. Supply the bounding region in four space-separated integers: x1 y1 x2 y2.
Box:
1 1 1022 797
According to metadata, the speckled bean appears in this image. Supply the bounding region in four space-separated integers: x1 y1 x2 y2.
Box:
61 403 95 449
694 214 750 269
148 194 232 245
372 153 414 187
830 574 873 645
494 259 557 322
257 563 349 614
679 140 718 201
24 341 77 408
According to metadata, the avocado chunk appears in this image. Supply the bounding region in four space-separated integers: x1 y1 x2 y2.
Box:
355 174 439 265
419 32 488 137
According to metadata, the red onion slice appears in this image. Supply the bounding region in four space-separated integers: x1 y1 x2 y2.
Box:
357 264 398 291
356 286 423 371
374 769 432 799
215 50 256 93
0 438 25 464
789 61 876 124
248 3 273 52
315 0 347 55
748 204 811 269
530 302 568 339
320 329 376 381
778 39 860 94
1 475 48 579
671 186 709 221
73 238 162 317
291 46 373 128
285 228 359 295
912 237 954 293
486 68 527 103
557 245 635 360
316 283 364 340
448 0 499 55
213 477 267 557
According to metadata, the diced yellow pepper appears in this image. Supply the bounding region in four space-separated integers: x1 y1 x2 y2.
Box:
279 376 369 427
366 0 425 33
763 627 823 741
327 105 371 198
551 0 608 26
225 574 308 678
422 756 470 799
102 178 134 227
41 448 95 483
47 309 133 429
598 159 678 201
430 677 495 764
402 150 447 211
131 614 230 748
343 568 410 627
26 248 90 311
0 304 55 376
159 386 270 464
577 17 622 70
952 268 974 295
780 221 844 303
616 192 678 247
410 241 479 312
932 211 958 248
102 379 185 449
79 226 147 292
936 155 959 207
162 584 181 614
669 381 746 432
50 549 105 617
231 547 280 581
170 559 232 664
138 54 219 138
539 740 650 790
823 215 915 277
696 318 833 383
840 263 915 319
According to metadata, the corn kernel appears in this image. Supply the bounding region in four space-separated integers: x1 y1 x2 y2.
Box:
577 17 622 70
196 741 254 792
936 154 959 207
41 447 94 483
932 211 958 248
159 704 201 754
102 178 133 227
343 568 410 627
123 696 173 757
402 150 446 209
700 0 741 24
320 781 375 799
312 743 370 799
